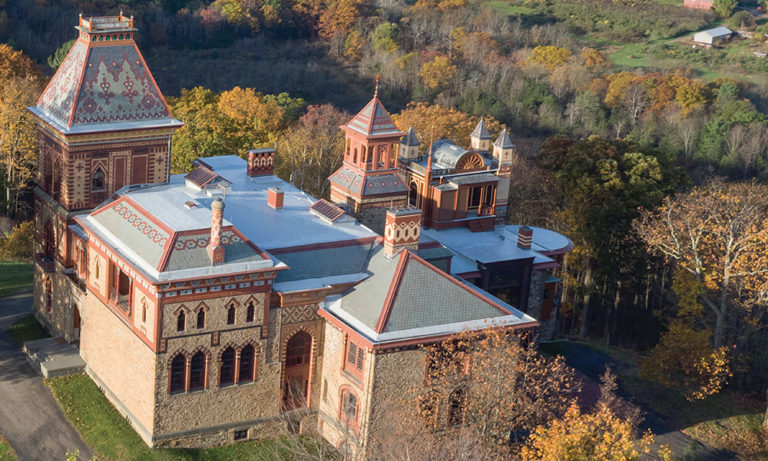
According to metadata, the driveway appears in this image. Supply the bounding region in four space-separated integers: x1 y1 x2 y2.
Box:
0 291 93 461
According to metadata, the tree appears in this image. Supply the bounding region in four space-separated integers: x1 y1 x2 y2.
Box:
275 103 347 198
418 56 457 90
526 46 572 70
372 22 399 52
420 330 580 450
633 181 768 348
0 220 33 261
713 0 738 18
46 39 75 71
392 103 502 151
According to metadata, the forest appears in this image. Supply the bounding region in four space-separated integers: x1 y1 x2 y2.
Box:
1 0 768 458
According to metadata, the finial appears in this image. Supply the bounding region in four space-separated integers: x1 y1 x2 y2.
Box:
426 125 434 172
374 74 380 98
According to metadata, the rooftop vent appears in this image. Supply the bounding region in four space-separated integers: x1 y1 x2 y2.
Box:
309 199 345 224
268 187 284 210
184 200 199 209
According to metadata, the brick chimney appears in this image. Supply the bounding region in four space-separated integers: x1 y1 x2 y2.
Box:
247 148 275 176
384 207 421 258
268 187 284 209
208 198 225 264
517 225 532 249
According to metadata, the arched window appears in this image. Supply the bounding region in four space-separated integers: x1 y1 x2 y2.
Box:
94 259 100 280
246 302 255 323
141 300 147 323
196 309 205 329
170 355 186 394
189 351 206 390
177 311 185 332
227 304 235 325
340 389 358 428
353 147 358 164
239 345 255 383
220 347 235 385
91 168 105 192
285 332 311 367
448 388 467 426
45 277 52 312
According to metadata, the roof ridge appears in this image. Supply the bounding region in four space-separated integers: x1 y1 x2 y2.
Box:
374 249 412 333
67 43 91 127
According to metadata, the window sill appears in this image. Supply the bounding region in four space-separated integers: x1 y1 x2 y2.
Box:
341 369 363 388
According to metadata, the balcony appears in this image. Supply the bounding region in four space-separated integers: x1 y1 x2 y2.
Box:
64 271 86 296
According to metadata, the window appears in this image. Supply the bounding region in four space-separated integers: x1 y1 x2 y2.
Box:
239 345 255 383
45 277 52 312
220 347 235 385
340 389 358 430
91 168 105 192
468 186 482 209
346 341 364 371
448 388 467 426
234 429 248 441
141 300 147 323
348 343 357 366
94 259 100 280
286 332 311 367
189 351 206 390
170 355 186 394
177 311 185 332
246 302 255 322
196 309 205 329
227 304 235 325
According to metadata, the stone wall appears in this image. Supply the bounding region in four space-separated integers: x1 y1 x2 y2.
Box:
526 270 556 340
80 294 157 437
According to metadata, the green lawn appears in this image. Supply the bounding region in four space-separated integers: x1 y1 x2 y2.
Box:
0 435 17 461
46 374 334 461
5 314 50 347
0 262 32 298
487 0 538 16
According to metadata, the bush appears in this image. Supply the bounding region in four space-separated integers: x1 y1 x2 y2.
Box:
729 11 756 30
0 221 33 261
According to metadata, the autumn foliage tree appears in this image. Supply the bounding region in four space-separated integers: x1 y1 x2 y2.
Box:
634 181 768 349
393 103 501 152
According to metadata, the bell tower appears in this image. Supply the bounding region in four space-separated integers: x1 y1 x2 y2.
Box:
329 83 408 211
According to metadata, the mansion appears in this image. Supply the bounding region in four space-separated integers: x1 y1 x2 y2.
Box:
28 15 572 454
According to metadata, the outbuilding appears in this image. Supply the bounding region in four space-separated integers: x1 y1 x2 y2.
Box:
693 26 734 46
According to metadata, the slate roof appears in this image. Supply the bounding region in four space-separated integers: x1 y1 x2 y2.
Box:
273 241 378 284
329 166 408 197
30 26 181 134
345 95 403 138
493 129 514 149
471 118 491 140
401 126 420 146
326 249 537 344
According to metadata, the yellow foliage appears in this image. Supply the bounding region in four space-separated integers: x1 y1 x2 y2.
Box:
392 103 502 151
527 45 572 70
604 71 638 108
343 30 364 61
581 47 606 67
418 56 457 90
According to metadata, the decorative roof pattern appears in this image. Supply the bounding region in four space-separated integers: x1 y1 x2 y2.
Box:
34 27 176 133
401 126 420 146
163 228 265 272
471 118 491 140
363 174 408 197
346 96 403 138
37 40 90 126
493 129 514 149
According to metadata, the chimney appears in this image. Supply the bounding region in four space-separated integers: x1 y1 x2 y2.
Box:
268 187 284 210
517 225 532 249
384 207 422 258
247 148 275 176
208 198 226 264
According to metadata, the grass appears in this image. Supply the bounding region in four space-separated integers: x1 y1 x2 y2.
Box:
487 0 538 16
46 374 331 461
5 314 50 347
0 262 33 298
0 435 17 461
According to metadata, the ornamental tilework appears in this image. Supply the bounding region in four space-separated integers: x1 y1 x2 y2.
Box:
37 40 90 127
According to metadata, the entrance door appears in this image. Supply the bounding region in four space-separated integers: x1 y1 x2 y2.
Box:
73 305 80 341
283 331 312 409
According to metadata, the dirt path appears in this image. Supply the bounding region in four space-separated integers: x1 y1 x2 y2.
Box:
0 291 93 461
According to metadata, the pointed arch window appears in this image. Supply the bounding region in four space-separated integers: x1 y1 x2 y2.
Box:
141 300 147 323
91 167 106 192
177 311 185 332
220 347 235 385
239 345 255 383
170 355 186 394
196 308 205 329
189 351 206 390
246 302 255 323
448 388 467 426
227 304 236 325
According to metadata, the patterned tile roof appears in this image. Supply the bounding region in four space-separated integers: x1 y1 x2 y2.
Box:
493 129 514 149
274 242 378 283
471 118 491 140
345 96 403 138
163 228 266 272
401 126 420 146
34 32 177 132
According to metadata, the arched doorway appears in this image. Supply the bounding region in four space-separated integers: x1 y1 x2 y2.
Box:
42 220 55 258
73 304 81 341
283 331 312 410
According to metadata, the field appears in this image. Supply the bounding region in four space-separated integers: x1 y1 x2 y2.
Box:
0 435 16 461
0 262 33 299
5 315 49 346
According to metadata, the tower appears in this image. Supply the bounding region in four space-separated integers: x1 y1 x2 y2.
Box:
399 126 420 160
28 14 182 341
328 85 408 211
469 118 491 151
493 128 515 220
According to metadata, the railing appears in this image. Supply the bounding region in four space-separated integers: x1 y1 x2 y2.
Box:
64 271 86 295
